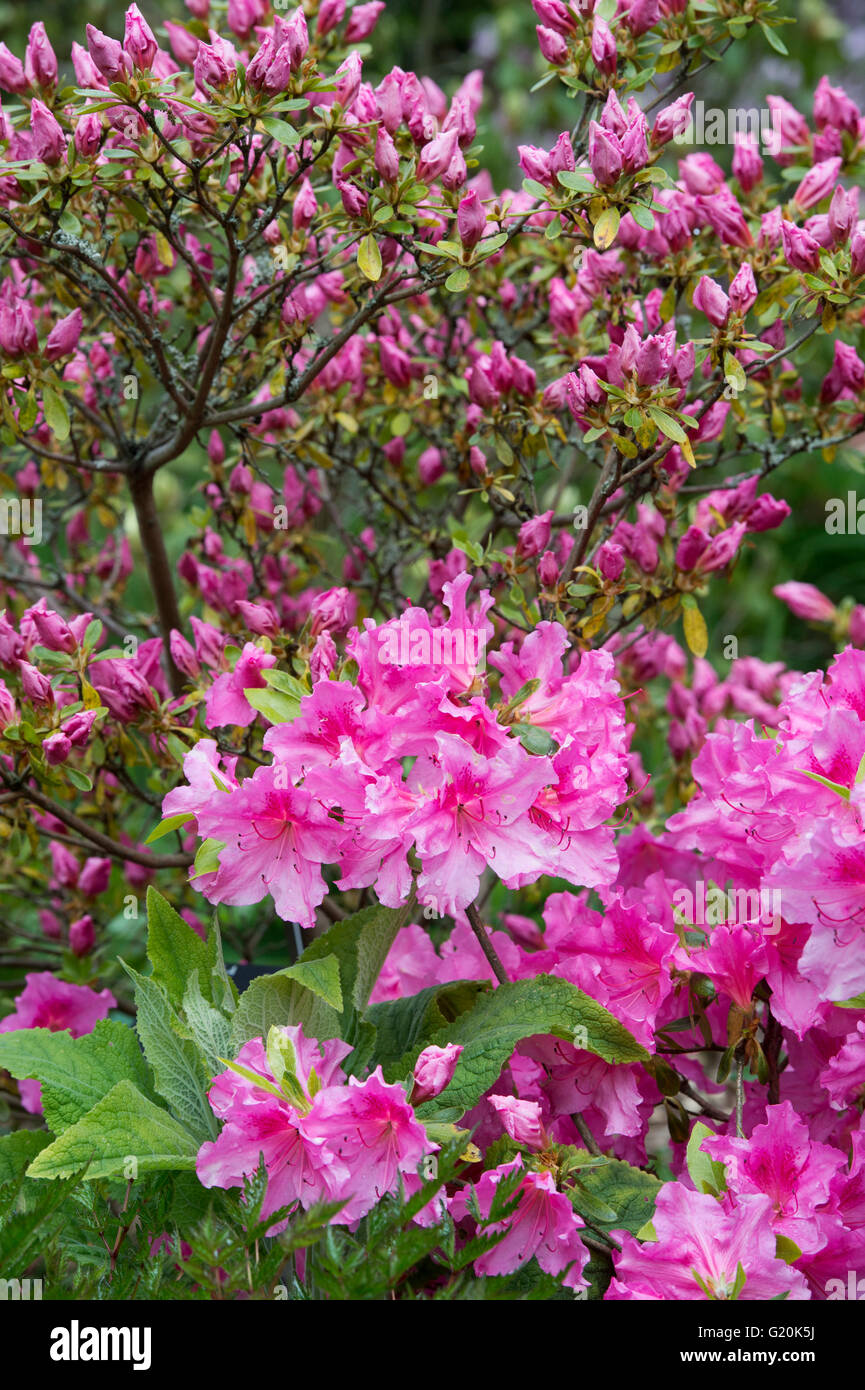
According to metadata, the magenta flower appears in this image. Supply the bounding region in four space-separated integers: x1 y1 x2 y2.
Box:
450 1156 590 1288
0 972 116 1113
411 1043 463 1104
773 582 836 623
607 1184 810 1299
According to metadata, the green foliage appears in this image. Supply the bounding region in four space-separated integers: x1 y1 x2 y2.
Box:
412 974 647 1122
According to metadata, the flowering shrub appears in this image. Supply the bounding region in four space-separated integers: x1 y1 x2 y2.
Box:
0 0 864 1304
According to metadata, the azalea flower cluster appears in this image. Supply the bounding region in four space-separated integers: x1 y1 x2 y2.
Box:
163 573 630 926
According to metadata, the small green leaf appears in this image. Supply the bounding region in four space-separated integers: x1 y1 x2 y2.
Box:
357 232 382 282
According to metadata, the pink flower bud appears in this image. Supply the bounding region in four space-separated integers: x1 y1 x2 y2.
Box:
675 525 710 571
75 113 103 157
538 550 559 586
317 0 346 37
40 909 62 940
310 587 356 636
488 1094 546 1150
69 915 96 956
588 120 622 186
124 4 158 71
44 307 82 363
193 40 234 91
591 15 617 74
0 43 28 94
597 539 625 581
773 582 836 623
411 1043 463 1104
0 677 17 728
335 51 362 111
536 24 569 64
169 629 199 680
278 8 309 68
532 0 576 34
651 92 694 146
793 157 842 212
19 660 53 706
0 301 38 357
43 730 71 765
517 509 554 559
374 126 400 183
345 2 385 42
337 179 368 218
692 274 730 328
849 605 865 647
781 220 821 272
86 24 133 82
732 136 763 193
518 144 552 184
418 446 444 485
828 186 858 245
79 857 111 896
25 22 58 88
416 126 460 183
814 75 860 136
728 263 758 316
25 600 76 654
163 21 200 65
852 229 865 278
62 709 100 747
623 0 661 35
457 188 486 249
31 98 66 165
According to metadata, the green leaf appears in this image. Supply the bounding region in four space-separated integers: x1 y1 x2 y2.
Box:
566 1157 660 1236
593 206 620 250
41 385 70 441
260 115 300 147
357 232 382 282
686 1120 726 1195
0 1131 51 1189
145 885 217 1008
445 267 470 293
0 1021 154 1134
647 406 688 444
26 1080 199 1181
123 966 217 1142
181 969 232 1077
243 685 302 723
367 980 489 1077
556 169 596 195
512 722 557 756
681 594 709 659
230 900 414 1050
414 975 647 1121
145 811 194 845
279 955 344 1012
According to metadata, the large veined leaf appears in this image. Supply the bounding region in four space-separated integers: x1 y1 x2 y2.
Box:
0 1021 155 1134
367 980 490 1078
145 887 236 1012
26 1079 200 1181
565 1153 661 1237
123 966 217 1142
414 975 647 1121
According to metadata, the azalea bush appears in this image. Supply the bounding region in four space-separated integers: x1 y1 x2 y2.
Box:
0 0 864 1304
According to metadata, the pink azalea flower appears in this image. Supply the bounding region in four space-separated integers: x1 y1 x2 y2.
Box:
702 1102 846 1255
449 1156 590 1288
606 1183 810 1299
193 766 346 927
